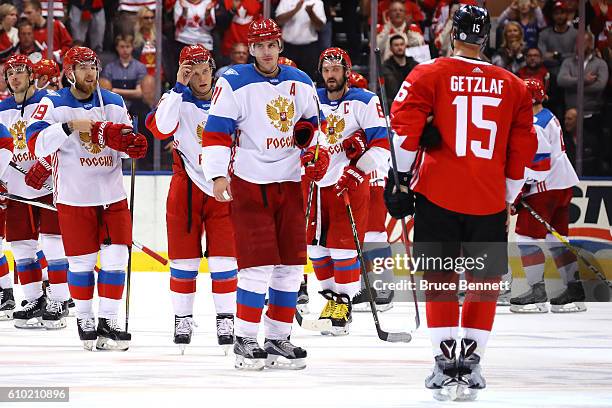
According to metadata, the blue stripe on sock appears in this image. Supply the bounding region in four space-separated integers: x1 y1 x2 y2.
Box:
170 267 198 279
333 259 360 271
16 260 41 272
98 270 126 286
210 269 237 281
268 287 298 308
0 256 7 266
237 287 266 309
68 271 95 287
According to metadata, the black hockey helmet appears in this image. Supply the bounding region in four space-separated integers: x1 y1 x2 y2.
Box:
452 5 490 46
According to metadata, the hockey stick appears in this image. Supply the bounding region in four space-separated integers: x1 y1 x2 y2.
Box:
342 191 411 343
125 117 138 332
374 48 420 330
521 199 612 290
9 161 53 192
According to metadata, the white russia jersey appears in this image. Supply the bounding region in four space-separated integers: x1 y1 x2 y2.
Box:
202 64 321 184
146 83 213 196
0 90 51 199
525 108 579 196
27 88 131 206
316 87 388 187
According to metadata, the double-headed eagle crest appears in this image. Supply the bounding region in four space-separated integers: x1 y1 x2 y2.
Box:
196 122 205 144
79 131 104 154
325 113 345 145
10 120 27 150
266 96 295 133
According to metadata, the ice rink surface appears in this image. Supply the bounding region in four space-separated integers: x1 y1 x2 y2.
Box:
1 272 611 408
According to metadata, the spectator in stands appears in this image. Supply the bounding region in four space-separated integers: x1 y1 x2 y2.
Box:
539 1 577 73
518 47 550 90
498 0 547 49
220 0 262 58
361 0 424 27
116 0 156 36
15 19 43 57
23 0 72 62
0 64 10 101
40 0 66 20
0 4 18 61
382 34 418 107
376 0 425 61
563 107 600 175
493 21 527 74
591 0 611 51
275 0 326 79
68 0 105 53
101 33 148 112
174 0 216 51
216 42 248 78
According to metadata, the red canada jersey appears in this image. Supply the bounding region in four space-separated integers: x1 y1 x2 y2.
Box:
391 56 537 216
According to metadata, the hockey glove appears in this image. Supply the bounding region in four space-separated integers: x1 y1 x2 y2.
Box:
301 145 330 182
383 168 414 219
25 156 52 190
293 120 316 149
92 121 135 153
0 182 7 210
342 130 367 160
335 165 366 197
126 134 148 159
510 185 530 215
419 122 442 149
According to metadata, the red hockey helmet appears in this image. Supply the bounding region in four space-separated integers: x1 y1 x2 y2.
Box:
247 18 282 45
4 54 34 77
278 57 297 68
33 58 61 87
318 47 352 74
63 46 100 80
523 78 546 104
348 71 368 89
179 44 216 71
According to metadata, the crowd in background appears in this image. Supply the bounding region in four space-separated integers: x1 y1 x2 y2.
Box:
0 0 610 175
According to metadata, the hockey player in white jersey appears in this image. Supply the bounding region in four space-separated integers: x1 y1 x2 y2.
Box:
26 46 148 351
306 47 389 335
0 54 70 330
146 44 238 354
32 58 62 91
510 78 582 313
0 123 15 320
202 18 329 370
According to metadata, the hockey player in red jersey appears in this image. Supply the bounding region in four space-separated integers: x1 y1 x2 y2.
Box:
385 5 537 401
0 54 70 330
146 44 238 354
202 18 328 370
26 46 148 351
306 47 389 336
509 78 582 314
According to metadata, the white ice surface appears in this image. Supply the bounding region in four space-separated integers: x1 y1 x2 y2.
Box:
1 272 611 408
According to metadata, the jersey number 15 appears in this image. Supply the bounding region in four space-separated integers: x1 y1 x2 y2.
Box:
452 95 501 160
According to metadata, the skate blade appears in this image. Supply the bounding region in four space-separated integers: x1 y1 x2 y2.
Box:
179 344 187 355
497 294 511 306
376 303 393 312
551 302 587 313
509 303 548 313
82 340 95 351
96 337 130 351
301 318 332 332
220 345 231 356
296 303 309 315
14 317 44 329
43 318 67 330
352 303 371 313
455 384 480 401
330 325 350 336
265 354 306 370
234 355 265 371
0 310 14 321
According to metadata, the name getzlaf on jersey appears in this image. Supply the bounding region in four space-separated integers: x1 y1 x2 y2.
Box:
391 56 536 215
26 88 131 206
202 64 321 183
0 90 51 199
315 87 388 187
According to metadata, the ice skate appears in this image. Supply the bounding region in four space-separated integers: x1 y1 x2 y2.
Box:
96 318 131 351
296 280 309 315
216 314 234 355
13 295 45 329
351 287 374 312
425 339 459 401
174 315 196 355
77 317 97 351
42 298 68 329
550 281 587 313
510 281 548 313
497 273 513 306
264 338 307 370
456 339 486 401
0 287 15 321
374 289 394 312
234 336 267 371
353 287 394 312
329 292 352 336
295 289 333 332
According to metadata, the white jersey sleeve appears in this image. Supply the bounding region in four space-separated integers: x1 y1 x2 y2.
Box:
0 124 13 179
524 123 552 184
354 92 390 174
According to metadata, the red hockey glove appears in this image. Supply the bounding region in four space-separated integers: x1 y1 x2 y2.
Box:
301 145 330 182
126 134 148 159
0 182 7 210
334 165 366 197
342 130 367 160
25 156 52 190
294 120 316 149
91 121 135 153
511 185 530 215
